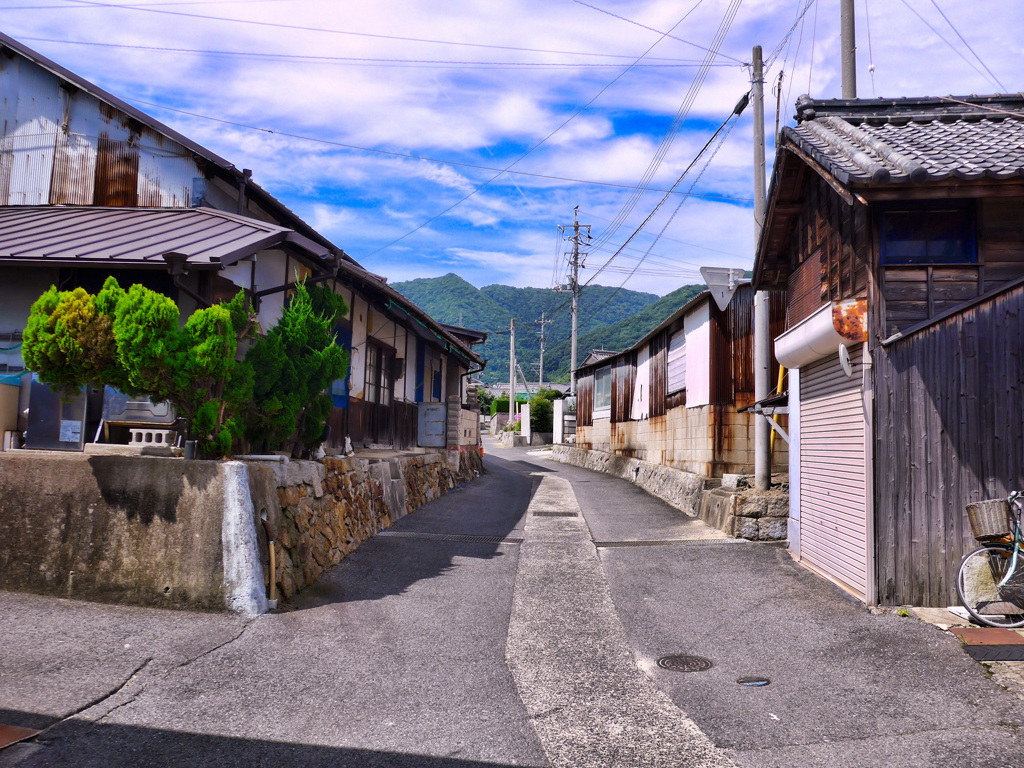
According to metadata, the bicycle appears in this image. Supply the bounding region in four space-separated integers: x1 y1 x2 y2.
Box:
956 492 1024 628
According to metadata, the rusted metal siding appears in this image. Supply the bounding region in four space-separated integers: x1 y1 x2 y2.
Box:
611 353 635 423
874 283 1024 607
648 332 667 418
800 345 869 599
1 56 199 209
577 373 594 427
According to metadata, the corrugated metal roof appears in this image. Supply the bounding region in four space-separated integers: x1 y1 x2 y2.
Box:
784 94 1024 186
0 206 325 267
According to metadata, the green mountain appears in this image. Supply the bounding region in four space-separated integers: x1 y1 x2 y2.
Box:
392 273 704 384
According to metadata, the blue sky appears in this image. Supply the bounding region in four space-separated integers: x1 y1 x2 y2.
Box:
7 0 1024 295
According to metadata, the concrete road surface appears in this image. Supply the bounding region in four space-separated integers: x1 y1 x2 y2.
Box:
1 438 1020 767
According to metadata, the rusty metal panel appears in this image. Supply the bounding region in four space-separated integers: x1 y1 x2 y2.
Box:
94 134 139 207
577 373 594 426
611 353 634 423
0 57 62 205
648 331 667 418
788 249 825 327
136 127 198 208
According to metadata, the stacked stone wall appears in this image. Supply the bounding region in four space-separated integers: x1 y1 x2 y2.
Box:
248 447 484 602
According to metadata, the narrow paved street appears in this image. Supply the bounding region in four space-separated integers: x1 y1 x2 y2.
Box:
2 439 1022 767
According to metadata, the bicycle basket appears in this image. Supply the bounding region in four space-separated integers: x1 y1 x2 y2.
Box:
966 499 1013 541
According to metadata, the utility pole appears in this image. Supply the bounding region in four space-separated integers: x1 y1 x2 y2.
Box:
509 318 516 422
752 44 771 492
841 0 857 98
536 311 552 389
558 207 590 396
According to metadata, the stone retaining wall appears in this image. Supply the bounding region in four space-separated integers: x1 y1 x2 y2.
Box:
550 445 788 541
248 447 484 601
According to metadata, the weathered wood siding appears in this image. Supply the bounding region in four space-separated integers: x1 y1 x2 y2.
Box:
648 333 668 418
577 373 594 428
881 197 1024 338
786 174 870 327
874 282 1024 606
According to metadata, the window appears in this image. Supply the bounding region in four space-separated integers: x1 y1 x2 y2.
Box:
364 341 394 405
667 330 687 394
880 201 976 265
594 365 612 416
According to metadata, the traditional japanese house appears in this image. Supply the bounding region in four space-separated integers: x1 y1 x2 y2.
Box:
574 284 787 478
0 32 482 453
754 94 1024 606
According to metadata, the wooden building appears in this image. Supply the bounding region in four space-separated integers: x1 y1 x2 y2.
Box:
755 94 1024 606
575 284 787 478
0 33 482 454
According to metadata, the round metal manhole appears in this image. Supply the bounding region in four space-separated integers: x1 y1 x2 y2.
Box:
657 655 713 673
737 676 771 687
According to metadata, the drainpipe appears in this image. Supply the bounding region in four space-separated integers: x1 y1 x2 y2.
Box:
237 168 252 215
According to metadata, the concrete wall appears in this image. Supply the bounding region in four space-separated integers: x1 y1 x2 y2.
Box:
0 453 256 611
0 447 484 612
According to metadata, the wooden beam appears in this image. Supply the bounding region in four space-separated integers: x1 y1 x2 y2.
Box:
784 144 856 206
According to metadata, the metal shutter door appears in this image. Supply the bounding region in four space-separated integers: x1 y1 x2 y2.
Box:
799 345 868 598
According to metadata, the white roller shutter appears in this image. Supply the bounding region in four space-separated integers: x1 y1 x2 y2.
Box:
799 345 869 599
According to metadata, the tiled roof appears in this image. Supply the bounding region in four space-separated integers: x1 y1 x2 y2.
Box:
783 94 1024 186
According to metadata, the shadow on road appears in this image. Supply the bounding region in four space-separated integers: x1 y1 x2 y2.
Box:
0 709 537 768
289 453 540 610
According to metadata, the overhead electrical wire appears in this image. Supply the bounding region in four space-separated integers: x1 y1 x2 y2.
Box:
365 0 726 257
16 36 729 69
928 0 1006 91
584 0 742 264
571 0 744 64
120 97 748 201
39 0 711 62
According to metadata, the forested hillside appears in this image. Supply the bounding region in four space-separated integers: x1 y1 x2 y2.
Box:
391 273 705 383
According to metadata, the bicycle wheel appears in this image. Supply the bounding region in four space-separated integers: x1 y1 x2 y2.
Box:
956 545 1024 628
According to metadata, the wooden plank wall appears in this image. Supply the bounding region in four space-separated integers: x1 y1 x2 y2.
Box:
787 174 869 327
882 198 1024 337
648 333 668 418
874 282 1024 606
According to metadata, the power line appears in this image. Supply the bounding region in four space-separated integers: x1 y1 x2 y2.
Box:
121 97 748 200
16 35 732 69
927 0 1007 91
366 0 721 257
898 0 1004 92
571 0 745 64
39 0 715 62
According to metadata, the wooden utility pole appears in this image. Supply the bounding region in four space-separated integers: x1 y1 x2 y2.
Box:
752 45 771 492
536 311 552 389
841 0 857 98
509 318 516 422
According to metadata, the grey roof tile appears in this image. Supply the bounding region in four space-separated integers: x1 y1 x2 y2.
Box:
784 95 1024 185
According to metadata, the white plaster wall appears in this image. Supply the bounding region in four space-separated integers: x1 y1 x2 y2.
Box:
631 344 650 420
253 250 287 328
684 301 711 408
349 294 369 398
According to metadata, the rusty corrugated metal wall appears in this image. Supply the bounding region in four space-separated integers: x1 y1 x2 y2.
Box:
1 57 201 208
611 353 635 424
577 373 594 427
647 332 667 418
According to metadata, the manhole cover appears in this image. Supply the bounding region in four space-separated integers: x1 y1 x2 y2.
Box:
737 676 771 686
657 655 713 672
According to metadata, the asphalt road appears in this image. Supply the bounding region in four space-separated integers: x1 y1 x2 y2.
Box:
2 438 1022 767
